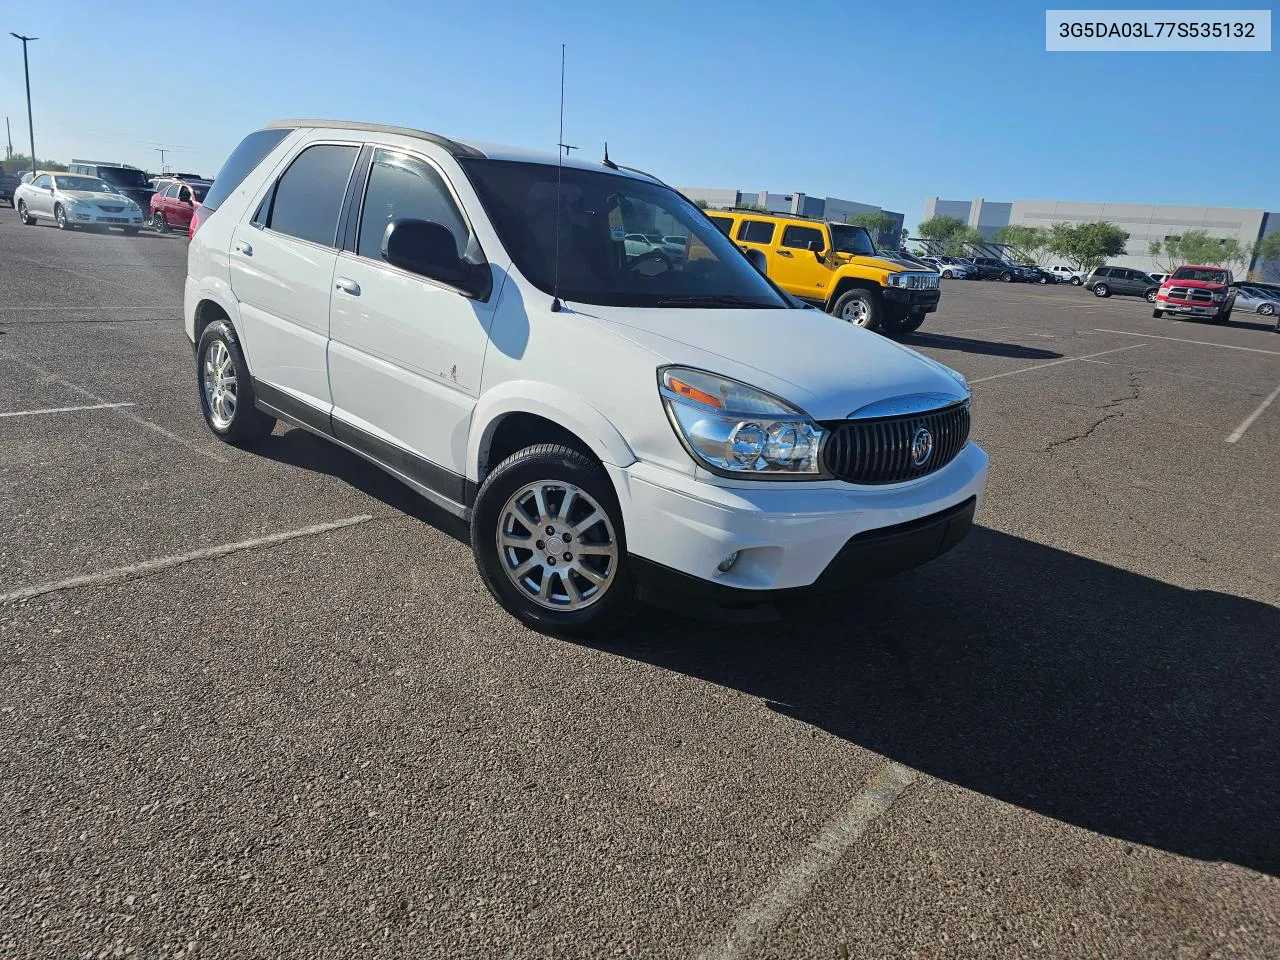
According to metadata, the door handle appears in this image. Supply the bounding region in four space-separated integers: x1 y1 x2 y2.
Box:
233 241 253 256
335 277 361 296
776 250 793 257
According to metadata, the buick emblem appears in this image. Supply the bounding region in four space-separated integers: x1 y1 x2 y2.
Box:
910 427 934 466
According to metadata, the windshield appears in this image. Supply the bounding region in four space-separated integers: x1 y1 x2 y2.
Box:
827 224 876 256
188 182 211 201
54 175 114 193
1171 267 1228 283
96 167 150 188
459 159 788 309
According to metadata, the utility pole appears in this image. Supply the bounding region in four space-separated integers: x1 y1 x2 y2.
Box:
5 117 12 160
10 34 37 176
155 148 168 173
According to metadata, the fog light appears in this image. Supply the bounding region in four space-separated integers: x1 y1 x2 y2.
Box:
717 551 740 573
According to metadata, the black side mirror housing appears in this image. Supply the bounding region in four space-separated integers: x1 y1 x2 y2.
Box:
808 239 826 260
382 218 491 300
743 247 768 276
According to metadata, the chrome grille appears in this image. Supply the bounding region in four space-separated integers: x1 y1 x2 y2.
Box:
822 401 971 485
1167 286 1214 303
98 204 124 212
901 273 940 290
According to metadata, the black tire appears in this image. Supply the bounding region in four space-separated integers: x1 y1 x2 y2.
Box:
17 199 35 225
195 319 276 446
941 269 952 279
1000 271 1013 282
54 203 71 230
1038 276 1048 284
1144 288 1158 303
153 211 169 233
831 288 881 331
1071 276 1081 286
471 444 636 636
1152 309 1163 319
1213 308 1231 325
1093 283 1110 298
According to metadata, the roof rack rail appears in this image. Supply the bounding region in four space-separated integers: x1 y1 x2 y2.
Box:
265 119 485 159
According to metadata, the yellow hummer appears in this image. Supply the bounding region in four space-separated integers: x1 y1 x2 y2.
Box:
701 210 941 335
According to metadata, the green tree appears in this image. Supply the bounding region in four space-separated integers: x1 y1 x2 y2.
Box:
917 215 968 243
3 153 67 172
846 210 898 247
693 198 711 209
994 225 1049 265
1047 221 1129 273
1252 231 1280 280
1150 229 1245 273
735 201 767 212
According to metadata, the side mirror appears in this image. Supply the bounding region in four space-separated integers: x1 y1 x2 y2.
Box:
744 247 768 276
382 218 491 299
808 239 826 260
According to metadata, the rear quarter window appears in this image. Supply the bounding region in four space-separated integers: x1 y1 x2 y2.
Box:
738 220 775 244
201 128 292 213
707 216 734 236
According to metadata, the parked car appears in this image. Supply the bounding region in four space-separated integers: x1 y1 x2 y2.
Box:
0 170 23 207
1149 273 1167 284
1086 266 1161 301
185 119 987 634
920 256 968 279
14 171 145 232
1152 265 1235 323
710 210 941 334
938 256 976 279
67 159 156 214
1048 265 1085 285
149 178 211 233
1229 283 1279 317
661 235 689 259
1026 267 1057 284
970 257 1027 282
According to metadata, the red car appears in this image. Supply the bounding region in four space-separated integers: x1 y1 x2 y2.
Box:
1153 265 1236 324
149 178 211 234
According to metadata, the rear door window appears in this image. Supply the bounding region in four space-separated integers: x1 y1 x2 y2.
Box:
706 215 734 236
738 220 775 244
781 225 824 250
202 127 292 213
264 143 359 247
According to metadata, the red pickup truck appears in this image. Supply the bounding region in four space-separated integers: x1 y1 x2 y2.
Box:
1153 265 1235 323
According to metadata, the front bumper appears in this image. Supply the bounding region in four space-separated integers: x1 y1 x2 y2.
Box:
884 287 941 313
1157 298 1222 316
607 442 988 597
70 208 144 226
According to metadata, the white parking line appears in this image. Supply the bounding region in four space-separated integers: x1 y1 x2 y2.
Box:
969 343 1147 384
1094 328 1280 356
696 762 917 960
0 402 137 418
1225 383 1280 444
924 324 1014 335
0 515 375 604
0 350 228 462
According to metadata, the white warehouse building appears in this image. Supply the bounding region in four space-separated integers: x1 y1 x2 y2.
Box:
923 196 1279 280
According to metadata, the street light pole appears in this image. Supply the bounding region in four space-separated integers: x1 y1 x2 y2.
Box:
155 148 167 173
10 34 37 177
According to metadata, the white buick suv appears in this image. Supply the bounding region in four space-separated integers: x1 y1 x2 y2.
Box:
185 120 988 634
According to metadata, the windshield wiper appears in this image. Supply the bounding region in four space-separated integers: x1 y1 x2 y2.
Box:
654 295 776 309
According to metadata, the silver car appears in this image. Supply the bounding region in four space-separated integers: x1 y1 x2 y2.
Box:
14 172 145 233
1232 285 1279 317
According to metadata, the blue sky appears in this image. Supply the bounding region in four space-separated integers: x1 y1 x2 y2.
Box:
3 0 1276 225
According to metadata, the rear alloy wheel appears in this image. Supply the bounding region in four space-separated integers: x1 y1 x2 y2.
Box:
1071 276 1082 286
1145 288 1158 303
17 199 34 225
1259 303 1275 317
1000 271 1013 282
472 444 635 636
941 269 952 279
54 203 72 230
153 211 168 233
196 319 276 445
1093 283 1110 298
832 288 881 331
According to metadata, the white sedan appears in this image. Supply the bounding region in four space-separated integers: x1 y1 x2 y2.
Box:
14 172 145 233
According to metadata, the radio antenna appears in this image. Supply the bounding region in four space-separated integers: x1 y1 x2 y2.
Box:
551 43 571 313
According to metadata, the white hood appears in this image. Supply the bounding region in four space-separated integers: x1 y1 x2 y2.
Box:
576 304 968 420
59 189 133 206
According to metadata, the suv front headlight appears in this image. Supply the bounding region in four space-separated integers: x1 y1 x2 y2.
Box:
659 366 825 477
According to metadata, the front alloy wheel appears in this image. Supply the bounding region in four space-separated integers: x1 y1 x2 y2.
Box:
54 203 70 230
1259 303 1276 317
1093 283 1109 297
496 481 619 612
1145 289 1157 303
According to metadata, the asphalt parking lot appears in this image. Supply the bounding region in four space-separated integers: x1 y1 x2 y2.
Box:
1 209 1277 959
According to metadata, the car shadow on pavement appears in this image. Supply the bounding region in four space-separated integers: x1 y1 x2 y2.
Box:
252 426 470 541
599 527 1279 877
904 332 1062 360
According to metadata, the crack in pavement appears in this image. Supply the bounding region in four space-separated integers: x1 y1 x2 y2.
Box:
1043 373 1142 452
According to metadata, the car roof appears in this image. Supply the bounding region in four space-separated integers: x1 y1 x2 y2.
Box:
698 209 846 228
266 119 663 184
